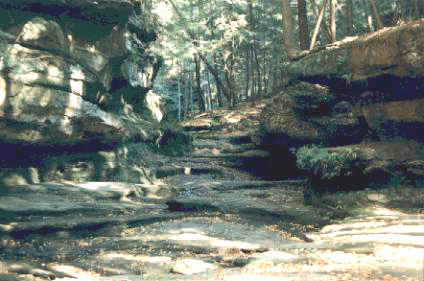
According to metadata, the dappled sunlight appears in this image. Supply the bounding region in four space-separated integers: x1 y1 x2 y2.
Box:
0 76 6 110
224 274 292 281
259 251 299 260
320 224 424 238
48 263 101 279
374 245 423 271
153 2 173 24
328 233 424 246
65 91 82 115
167 230 262 251
99 253 171 263
69 79 84 96
145 91 163 122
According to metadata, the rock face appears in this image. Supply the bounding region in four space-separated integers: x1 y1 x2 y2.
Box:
287 20 424 91
0 0 163 184
260 21 424 197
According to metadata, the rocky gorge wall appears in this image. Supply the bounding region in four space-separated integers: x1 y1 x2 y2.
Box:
0 0 163 185
259 20 424 199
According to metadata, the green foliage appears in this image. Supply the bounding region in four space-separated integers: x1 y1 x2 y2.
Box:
291 90 335 116
296 145 357 179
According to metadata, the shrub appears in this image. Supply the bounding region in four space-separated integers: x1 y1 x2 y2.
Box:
296 145 357 179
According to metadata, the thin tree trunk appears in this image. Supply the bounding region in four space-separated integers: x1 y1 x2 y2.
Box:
369 0 384 30
280 0 300 59
253 47 262 98
194 56 206 112
329 0 337 42
412 0 421 19
309 0 332 43
245 47 251 100
246 1 254 100
166 0 231 105
310 0 329 50
206 70 213 111
188 69 193 115
212 54 224 107
297 0 310 50
183 72 189 119
177 62 182 121
224 37 237 108
346 0 354 35
361 0 374 32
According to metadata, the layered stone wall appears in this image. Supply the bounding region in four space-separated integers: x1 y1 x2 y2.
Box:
0 0 162 184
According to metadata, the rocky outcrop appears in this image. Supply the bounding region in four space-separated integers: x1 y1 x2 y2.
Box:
260 83 365 148
287 20 424 92
260 21 424 197
0 0 163 184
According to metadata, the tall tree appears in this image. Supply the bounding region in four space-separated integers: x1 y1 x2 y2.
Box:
346 0 354 35
329 0 337 42
310 0 329 50
280 0 300 59
297 0 310 50
194 56 206 112
369 0 384 30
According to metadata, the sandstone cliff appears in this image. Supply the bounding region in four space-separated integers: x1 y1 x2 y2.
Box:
260 20 424 198
0 0 163 184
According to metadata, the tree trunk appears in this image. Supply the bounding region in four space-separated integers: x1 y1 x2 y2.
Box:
183 70 189 119
206 70 213 111
280 0 300 59
360 0 374 32
329 0 337 42
188 69 193 115
166 0 231 105
224 37 237 108
253 47 262 98
369 0 384 30
346 0 354 35
177 62 182 121
245 47 251 100
246 1 254 100
194 56 206 112
412 0 422 20
310 0 329 50
309 0 332 43
212 54 224 107
297 0 310 50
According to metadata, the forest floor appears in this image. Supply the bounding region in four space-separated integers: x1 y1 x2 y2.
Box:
0 101 423 281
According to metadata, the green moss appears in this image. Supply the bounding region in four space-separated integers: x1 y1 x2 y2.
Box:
291 90 335 116
296 145 357 179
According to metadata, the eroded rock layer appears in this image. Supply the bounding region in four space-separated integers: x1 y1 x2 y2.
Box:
260 21 424 197
0 0 162 184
